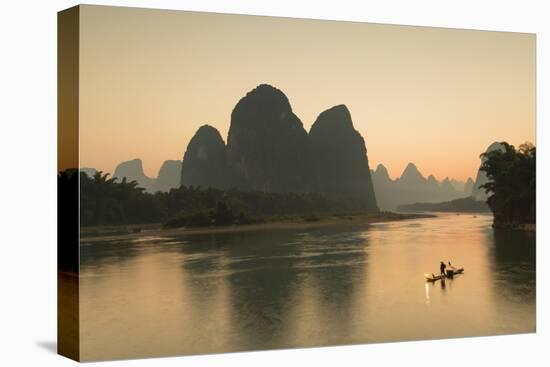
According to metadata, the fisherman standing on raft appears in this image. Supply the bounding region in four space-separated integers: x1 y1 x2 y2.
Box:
440 261 447 276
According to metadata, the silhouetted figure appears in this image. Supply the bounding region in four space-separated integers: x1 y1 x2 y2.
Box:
440 261 446 276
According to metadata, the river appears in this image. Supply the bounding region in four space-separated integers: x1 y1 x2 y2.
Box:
78 213 536 361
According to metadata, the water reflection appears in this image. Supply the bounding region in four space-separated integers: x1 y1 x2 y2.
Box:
79 215 535 361
425 283 430 304
486 228 536 333
173 225 370 351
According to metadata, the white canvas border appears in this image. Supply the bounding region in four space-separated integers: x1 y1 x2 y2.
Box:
0 0 547 366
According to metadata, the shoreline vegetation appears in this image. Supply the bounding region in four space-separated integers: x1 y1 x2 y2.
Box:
395 142 536 232
60 140 536 237
479 142 535 230
397 196 489 214
496 223 535 231
80 212 435 242
63 169 389 230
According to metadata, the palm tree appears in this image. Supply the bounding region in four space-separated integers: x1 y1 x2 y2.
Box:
87 171 117 225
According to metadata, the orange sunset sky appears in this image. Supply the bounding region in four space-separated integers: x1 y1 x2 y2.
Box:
79 5 535 182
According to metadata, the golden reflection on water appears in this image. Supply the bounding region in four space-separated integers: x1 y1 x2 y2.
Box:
78 213 535 361
425 283 430 304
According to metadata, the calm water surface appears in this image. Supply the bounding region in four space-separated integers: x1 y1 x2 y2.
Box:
79 214 536 361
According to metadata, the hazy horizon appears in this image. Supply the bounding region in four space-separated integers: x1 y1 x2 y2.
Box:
83 155 482 183
79 5 535 182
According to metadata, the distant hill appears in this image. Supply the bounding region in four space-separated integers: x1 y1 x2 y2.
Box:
110 158 181 193
153 160 181 192
113 159 156 192
80 167 97 178
371 162 471 211
450 178 466 192
397 162 427 187
397 196 489 213
464 177 475 195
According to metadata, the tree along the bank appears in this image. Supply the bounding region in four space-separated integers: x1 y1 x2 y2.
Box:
72 170 378 227
480 142 535 227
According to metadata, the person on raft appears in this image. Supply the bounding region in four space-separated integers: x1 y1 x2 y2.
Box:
440 261 447 275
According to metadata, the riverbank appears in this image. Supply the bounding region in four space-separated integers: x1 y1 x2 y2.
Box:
80 212 435 243
493 222 536 231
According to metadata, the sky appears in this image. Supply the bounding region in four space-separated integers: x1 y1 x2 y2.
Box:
78 5 535 182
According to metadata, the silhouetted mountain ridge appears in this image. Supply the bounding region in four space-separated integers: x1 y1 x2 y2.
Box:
398 163 426 185
93 158 183 193
179 84 379 213
375 164 391 182
154 160 182 192
226 84 311 192
309 104 378 212
180 124 227 189
99 85 496 214
371 163 472 211
113 159 155 191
